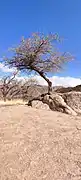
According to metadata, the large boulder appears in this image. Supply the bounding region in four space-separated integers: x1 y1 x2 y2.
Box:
42 93 77 116
28 92 80 116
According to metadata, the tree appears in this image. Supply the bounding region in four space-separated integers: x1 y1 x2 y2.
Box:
21 78 38 100
0 72 20 101
0 70 38 101
3 33 76 115
5 33 73 94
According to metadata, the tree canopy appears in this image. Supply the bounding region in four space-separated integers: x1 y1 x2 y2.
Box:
4 33 73 93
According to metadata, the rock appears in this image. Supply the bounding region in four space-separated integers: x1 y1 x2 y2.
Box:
32 100 50 110
42 93 77 116
28 92 78 116
62 91 81 114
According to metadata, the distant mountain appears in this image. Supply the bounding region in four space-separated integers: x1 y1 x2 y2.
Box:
55 85 81 93
0 82 81 100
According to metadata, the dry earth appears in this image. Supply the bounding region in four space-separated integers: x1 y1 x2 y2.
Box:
0 105 81 180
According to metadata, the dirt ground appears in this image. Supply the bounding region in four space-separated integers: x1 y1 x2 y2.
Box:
0 105 81 180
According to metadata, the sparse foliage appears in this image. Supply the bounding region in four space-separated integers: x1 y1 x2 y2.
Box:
5 33 73 94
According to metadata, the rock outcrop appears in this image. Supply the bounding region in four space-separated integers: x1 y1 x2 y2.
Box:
28 93 77 116
62 91 81 114
42 93 77 116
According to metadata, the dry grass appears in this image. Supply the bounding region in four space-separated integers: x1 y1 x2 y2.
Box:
0 99 26 106
0 105 81 180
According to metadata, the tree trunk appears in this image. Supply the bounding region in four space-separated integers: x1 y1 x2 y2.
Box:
39 73 52 94
33 67 52 94
3 95 6 102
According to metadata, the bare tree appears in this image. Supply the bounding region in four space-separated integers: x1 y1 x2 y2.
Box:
0 73 39 102
21 78 38 100
0 72 20 101
5 33 73 94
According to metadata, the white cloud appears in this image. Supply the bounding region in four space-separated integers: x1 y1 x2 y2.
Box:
0 63 81 87
0 63 16 73
49 76 81 87
16 75 81 87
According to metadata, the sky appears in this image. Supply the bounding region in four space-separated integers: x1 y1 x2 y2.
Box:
0 0 81 86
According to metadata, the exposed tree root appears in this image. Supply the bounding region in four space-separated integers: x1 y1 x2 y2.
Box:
27 93 77 116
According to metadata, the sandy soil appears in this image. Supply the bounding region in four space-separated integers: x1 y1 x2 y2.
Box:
0 105 81 180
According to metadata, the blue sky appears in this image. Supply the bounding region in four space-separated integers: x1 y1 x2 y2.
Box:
0 0 81 86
